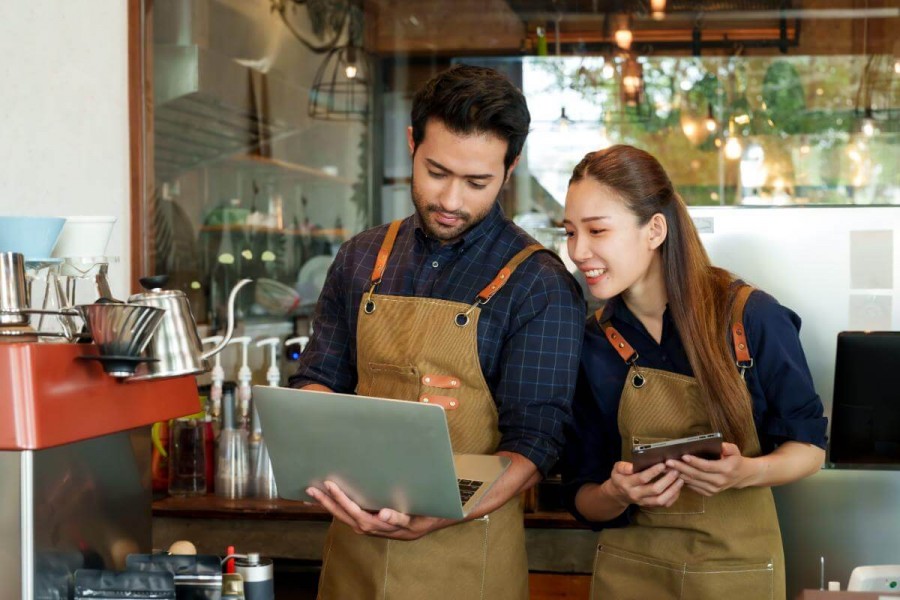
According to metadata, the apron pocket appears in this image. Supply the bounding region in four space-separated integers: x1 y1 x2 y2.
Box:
591 545 685 600
681 559 775 600
363 363 421 401
384 518 491 600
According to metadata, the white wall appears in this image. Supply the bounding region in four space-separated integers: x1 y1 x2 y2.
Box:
690 206 900 420
0 1 131 299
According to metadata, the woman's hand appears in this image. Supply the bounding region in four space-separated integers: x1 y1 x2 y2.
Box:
667 440 825 495
665 442 756 496
605 460 684 508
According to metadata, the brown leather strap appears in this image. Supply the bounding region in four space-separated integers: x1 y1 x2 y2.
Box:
370 220 403 284
476 244 545 303
418 394 459 411
421 374 461 389
730 284 755 367
600 320 639 364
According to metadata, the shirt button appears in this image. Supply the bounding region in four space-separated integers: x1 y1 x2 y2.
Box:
432 261 439 268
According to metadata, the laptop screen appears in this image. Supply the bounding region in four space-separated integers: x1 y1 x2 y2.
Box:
829 331 900 465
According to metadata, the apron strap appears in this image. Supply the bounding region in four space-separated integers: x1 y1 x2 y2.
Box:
363 220 402 314
730 284 755 374
370 220 403 285
598 317 639 365
475 243 545 304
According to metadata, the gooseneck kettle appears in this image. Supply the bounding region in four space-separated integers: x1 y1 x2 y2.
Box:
127 275 252 380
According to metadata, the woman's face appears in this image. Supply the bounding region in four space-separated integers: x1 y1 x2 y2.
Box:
563 178 661 301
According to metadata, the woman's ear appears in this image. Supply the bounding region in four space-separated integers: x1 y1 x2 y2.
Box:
648 213 668 250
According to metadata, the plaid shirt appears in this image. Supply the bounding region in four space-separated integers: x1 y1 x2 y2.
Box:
289 203 585 475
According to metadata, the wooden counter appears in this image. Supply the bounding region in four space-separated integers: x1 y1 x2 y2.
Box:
152 495 598 573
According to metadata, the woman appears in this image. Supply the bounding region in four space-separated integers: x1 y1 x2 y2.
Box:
560 145 826 599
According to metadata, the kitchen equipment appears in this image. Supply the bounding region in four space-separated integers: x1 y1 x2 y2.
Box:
75 303 167 377
234 553 274 600
0 216 66 262
52 216 117 258
249 338 280 499
0 252 29 325
254 278 301 315
216 389 249 499
168 413 208 497
227 335 253 431
128 275 252 380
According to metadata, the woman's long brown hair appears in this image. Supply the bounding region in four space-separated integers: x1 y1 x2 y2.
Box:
570 145 755 451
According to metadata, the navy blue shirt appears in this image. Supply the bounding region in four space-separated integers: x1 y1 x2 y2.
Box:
560 289 827 529
289 203 586 475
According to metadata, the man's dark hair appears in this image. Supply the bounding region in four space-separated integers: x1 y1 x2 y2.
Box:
410 64 531 173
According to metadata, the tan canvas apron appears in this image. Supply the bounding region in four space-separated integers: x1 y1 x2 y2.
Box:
590 287 786 600
317 220 543 600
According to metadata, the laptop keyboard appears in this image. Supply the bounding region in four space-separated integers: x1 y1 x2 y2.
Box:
457 479 484 505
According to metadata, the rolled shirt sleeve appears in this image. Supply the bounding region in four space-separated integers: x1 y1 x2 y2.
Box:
493 257 585 476
743 291 828 451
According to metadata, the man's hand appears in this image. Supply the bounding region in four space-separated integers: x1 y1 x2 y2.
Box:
306 481 454 541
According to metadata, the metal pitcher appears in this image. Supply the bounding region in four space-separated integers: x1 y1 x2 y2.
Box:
127 275 252 380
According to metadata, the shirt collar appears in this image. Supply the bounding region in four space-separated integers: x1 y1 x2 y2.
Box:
413 202 505 252
609 296 674 341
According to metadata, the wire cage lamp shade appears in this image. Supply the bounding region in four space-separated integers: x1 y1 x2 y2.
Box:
308 44 370 121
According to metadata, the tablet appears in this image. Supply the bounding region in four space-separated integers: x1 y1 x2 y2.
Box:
632 433 723 472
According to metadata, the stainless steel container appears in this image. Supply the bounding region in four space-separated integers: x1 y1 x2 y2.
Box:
0 252 29 325
127 275 251 380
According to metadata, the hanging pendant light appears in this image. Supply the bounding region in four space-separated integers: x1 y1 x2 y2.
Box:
613 13 633 50
621 56 644 107
308 43 370 121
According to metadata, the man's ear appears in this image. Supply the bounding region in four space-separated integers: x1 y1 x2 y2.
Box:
406 126 415 156
648 213 668 250
504 155 521 184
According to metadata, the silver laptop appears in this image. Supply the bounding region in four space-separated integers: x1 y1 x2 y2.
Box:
252 386 511 519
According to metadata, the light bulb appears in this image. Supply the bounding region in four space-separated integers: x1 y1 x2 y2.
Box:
345 64 358 79
682 121 697 139
602 62 615 79
614 27 633 50
861 118 875 137
724 136 743 160
613 13 633 50
650 0 666 20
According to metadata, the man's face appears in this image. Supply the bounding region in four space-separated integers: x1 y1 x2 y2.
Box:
407 119 517 243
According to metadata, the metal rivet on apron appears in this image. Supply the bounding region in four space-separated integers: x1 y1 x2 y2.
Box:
611 332 617 339
424 377 431 384
422 397 429 403
632 373 646 388
500 274 505 279
737 327 743 335
455 313 469 327
618 342 625 348
364 300 376 314
739 343 746 350
449 401 456 407
451 380 457 386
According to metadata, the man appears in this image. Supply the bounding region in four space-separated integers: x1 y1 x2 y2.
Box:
289 64 584 599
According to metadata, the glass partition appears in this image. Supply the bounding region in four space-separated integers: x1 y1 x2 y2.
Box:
144 0 899 329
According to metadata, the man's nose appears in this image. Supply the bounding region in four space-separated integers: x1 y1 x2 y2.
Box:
436 179 465 212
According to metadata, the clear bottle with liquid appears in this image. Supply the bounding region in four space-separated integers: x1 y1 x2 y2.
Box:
216 390 249 499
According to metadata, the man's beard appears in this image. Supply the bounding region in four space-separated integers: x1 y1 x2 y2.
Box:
411 173 500 243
